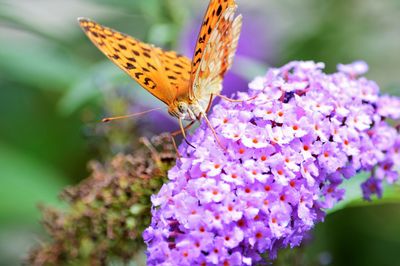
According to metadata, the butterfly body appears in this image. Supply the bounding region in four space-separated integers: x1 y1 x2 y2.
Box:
167 100 198 121
79 0 242 128
170 84 219 121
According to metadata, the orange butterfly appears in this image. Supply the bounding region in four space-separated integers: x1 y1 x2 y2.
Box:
79 0 242 145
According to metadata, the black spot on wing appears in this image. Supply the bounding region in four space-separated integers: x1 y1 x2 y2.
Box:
144 77 155 88
195 48 202 56
142 46 151 52
203 17 210 26
127 57 136 62
193 58 201 67
126 63 135 70
174 63 183 69
135 72 143 79
147 62 157 71
216 5 222 16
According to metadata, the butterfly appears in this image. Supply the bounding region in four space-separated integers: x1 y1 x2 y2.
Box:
79 0 242 145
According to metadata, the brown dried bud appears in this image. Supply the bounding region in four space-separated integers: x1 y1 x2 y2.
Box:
28 134 176 265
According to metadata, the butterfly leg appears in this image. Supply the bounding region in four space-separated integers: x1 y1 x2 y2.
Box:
171 120 196 137
196 99 226 151
170 119 196 151
179 118 196 149
214 93 257 103
201 112 226 151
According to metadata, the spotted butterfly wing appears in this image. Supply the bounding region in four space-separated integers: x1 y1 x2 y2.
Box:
218 8 242 78
190 0 236 78
79 18 192 106
189 0 242 108
79 0 242 125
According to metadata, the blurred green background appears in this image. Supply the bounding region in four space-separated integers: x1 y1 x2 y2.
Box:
0 0 399 265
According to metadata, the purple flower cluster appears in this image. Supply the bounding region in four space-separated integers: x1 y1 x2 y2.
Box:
144 61 400 265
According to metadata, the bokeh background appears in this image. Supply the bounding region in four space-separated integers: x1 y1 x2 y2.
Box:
0 0 399 265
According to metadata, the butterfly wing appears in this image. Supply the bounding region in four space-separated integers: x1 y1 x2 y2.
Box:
218 9 242 79
190 4 242 108
79 18 191 106
190 0 236 79
154 48 192 100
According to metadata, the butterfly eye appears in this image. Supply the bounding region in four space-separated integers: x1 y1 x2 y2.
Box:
178 102 187 113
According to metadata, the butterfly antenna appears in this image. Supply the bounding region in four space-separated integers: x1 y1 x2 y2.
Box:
102 106 166 123
170 135 181 159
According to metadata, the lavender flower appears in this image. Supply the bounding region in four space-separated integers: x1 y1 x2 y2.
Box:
144 61 400 265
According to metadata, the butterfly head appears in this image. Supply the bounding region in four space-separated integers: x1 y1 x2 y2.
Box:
168 101 198 121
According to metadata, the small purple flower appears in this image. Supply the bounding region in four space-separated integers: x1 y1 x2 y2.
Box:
361 177 383 201
144 61 400 265
377 95 400 119
337 60 369 77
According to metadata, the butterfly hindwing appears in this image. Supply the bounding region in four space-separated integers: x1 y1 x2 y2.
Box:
154 48 192 99
79 18 191 106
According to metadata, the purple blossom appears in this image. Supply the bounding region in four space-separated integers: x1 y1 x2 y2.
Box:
144 61 400 265
377 95 400 119
361 177 383 201
337 60 369 77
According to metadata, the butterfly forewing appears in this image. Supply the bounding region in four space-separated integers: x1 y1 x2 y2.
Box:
79 18 191 106
219 10 242 78
190 0 236 83
190 4 242 107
